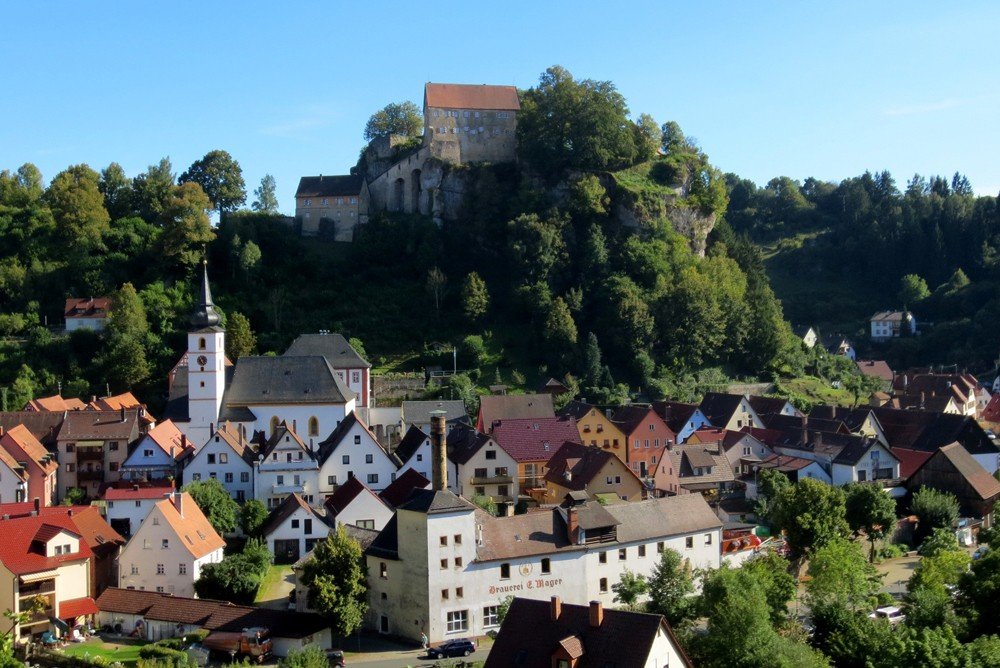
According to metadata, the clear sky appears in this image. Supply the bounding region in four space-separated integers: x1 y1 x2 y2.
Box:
2 2 998 214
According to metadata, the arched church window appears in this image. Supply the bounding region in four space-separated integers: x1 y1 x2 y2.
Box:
308 417 319 437
198 337 206 350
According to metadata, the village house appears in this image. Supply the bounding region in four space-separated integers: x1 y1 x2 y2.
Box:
117 492 224 597
767 430 902 487
892 372 979 417
743 454 833 499
477 393 555 433
294 174 367 240
558 401 629 462
822 333 857 360
102 481 175 538
446 423 519 506
485 597 691 668
423 82 520 164
0 425 58 505
656 441 735 497
793 325 819 348
856 359 895 384
23 395 86 412
717 430 773 477
907 443 1000 526
378 468 431 509
870 310 916 340
610 405 676 481
262 493 332 563
324 476 394 531
255 423 320 508
64 296 110 332
393 425 432 480
316 411 401 496
543 441 645 503
872 406 1000 473
652 401 712 444
698 392 764 431
182 422 257 501
119 419 192 482
808 405 891 446
490 416 581 498
400 400 470 434
56 408 146 501
747 396 801 418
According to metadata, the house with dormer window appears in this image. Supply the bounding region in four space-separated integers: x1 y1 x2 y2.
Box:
262 493 333 564
120 420 193 482
316 411 400 496
490 417 581 496
183 422 257 501
255 423 319 508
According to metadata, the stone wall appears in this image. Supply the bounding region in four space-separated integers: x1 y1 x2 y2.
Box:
424 106 517 164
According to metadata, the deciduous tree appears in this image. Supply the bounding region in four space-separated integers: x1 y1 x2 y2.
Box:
845 483 898 561
300 526 368 639
460 272 490 321
226 312 257 360
45 164 110 252
646 547 694 626
158 182 215 271
772 478 849 556
363 101 422 141
182 478 239 534
252 174 279 213
911 487 959 542
240 498 268 537
806 538 882 612
179 149 246 216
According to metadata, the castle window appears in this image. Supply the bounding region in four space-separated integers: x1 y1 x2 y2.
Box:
304 199 311 206
308 417 319 437
321 198 328 205
463 111 470 118
198 337 206 350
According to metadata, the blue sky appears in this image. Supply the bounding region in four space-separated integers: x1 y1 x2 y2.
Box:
2 2 998 214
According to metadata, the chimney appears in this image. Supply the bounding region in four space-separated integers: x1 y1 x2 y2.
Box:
430 410 448 491
566 506 579 543
920 392 926 410
33 498 40 514
120 406 126 422
801 415 808 444
293 419 297 434
67 509 73 517
91 395 97 404
830 405 836 418
550 596 562 621
181 434 187 451
814 431 823 450
173 492 183 517
0 426 4 437
589 600 604 628
210 422 215 436
132 484 139 491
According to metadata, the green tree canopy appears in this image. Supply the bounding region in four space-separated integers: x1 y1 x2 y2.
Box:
611 570 648 610
911 487 959 542
460 272 490 321
240 498 269 538
179 149 246 215
225 311 257 360
131 157 175 223
899 273 930 305
772 478 849 556
182 478 239 535
251 174 279 213
806 537 882 613
300 526 368 639
844 483 897 561
363 101 423 141
646 547 695 626
44 163 110 253
99 162 134 221
158 182 215 271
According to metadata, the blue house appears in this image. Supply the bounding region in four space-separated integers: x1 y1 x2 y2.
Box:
120 419 192 481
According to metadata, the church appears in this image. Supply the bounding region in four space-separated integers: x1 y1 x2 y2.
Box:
165 262 372 450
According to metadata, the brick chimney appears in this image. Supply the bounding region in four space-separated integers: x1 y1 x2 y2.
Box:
814 431 823 450
550 596 561 621
33 498 40 515
173 492 184 517
566 506 579 543
589 600 603 628
800 415 808 444
430 410 448 491
120 406 126 422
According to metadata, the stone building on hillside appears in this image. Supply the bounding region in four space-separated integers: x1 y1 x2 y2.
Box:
422 82 520 164
293 175 368 240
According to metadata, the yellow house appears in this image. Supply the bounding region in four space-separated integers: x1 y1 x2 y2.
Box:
543 441 645 503
558 401 629 463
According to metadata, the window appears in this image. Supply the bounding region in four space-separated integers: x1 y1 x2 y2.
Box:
357 519 375 529
308 417 319 437
342 455 350 465
455 556 463 568
416 454 423 462
704 533 713 545
355 435 362 445
440 536 448 546
161 539 169 549
143 449 153 457
657 541 665 553
441 589 449 600
498 485 509 496
367 474 379 484
614 476 621 484
475 486 485 496
109 442 119 451
365 454 373 464
207 454 216 464
328 475 337 486
66 444 75 453
304 199 311 206
599 578 608 593
380 562 388 579
294 475 301 485
66 463 75 473
179 563 187 575
192 473 201 481
131 565 139 575
225 472 233 483
219 453 228 464
241 472 250 483
541 558 551 574
495 467 508 476
619 548 627 561
456 587 463 599
156 564 164 574
639 545 646 557
277 475 285 485
454 534 462 545
606 476 612 485
599 551 607 564
198 337 206 350
484 605 500 627
644 439 650 448
441 558 448 570
446 610 468 633
304 519 313 534
156 586 164 593
685 536 694 549
291 519 299 529
485 450 496 460
649 423 655 431
500 563 511 579
633 440 639 449
153 517 159 525
474 467 488 478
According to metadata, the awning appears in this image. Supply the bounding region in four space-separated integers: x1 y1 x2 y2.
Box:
50 617 69 632
59 597 99 620
20 570 59 583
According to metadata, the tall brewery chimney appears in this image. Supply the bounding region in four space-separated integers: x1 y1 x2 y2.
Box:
430 410 448 491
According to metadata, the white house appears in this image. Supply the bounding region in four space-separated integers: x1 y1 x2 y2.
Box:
0 446 29 504
120 420 192 482
446 424 519 504
283 333 372 408
871 310 916 340
64 297 110 332
102 482 175 539
183 422 256 502
117 492 225 597
316 412 400 495
324 476 393 531
393 425 432 480
261 493 331 564
255 423 320 508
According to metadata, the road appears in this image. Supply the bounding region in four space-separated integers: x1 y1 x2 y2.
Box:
350 646 491 667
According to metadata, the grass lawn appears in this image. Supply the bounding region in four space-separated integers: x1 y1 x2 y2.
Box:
60 638 149 666
777 376 857 407
255 564 294 605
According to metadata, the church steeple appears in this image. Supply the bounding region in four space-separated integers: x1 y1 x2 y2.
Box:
190 259 221 329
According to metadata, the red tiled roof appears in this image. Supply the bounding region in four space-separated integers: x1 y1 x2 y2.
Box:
0 504 123 550
688 428 727 444
893 448 935 479
24 395 87 412
491 417 582 463
983 394 1000 423
425 83 520 110
2 424 58 474
102 480 174 501
144 419 191 461
856 359 894 382
64 297 110 318
325 477 388 518
59 596 98 619
0 514 93 575
152 493 225 559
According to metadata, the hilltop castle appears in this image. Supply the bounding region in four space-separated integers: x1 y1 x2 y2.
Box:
294 82 520 240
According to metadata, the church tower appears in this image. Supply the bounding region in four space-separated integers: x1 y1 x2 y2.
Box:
186 260 225 448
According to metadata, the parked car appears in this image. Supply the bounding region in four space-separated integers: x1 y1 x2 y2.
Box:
869 606 905 625
326 648 346 667
428 638 476 658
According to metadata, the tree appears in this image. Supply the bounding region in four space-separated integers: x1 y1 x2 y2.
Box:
811 602 904 668
741 551 797 625
182 478 239 534
99 282 151 389
99 162 134 220
911 487 959 542
772 478 849 556
240 498 268 537
300 526 368 639
845 483 898 561
45 163 110 252
957 547 1000 636
899 273 930 306
252 174 279 213
543 297 578 348
158 182 215 270
460 272 490 321
239 240 262 275
280 645 329 668
471 494 498 516
806 538 882 612
918 526 961 558
426 267 447 313
646 548 694 626
582 332 603 390
660 121 689 154
754 468 791 524
131 157 176 223
633 113 661 163
179 149 246 216
226 312 257 360
611 570 648 610
363 101 423 141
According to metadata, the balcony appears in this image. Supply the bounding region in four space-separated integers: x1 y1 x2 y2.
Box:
470 474 513 486
78 470 105 482
77 449 104 462
18 581 55 598
272 483 305 494
22 608 54 626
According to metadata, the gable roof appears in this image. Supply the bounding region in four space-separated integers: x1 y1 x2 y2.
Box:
556 400 598 421
88 392 145 412
0 412 65 447
205 422 258 465
872 310 906 322
24 395 87 412
283 333 370 368
808 406 881 434
926 443 1000 501
261 493 323 537
424 82 521 110
150 493 225 559
698 392 747 427
316 411 398 466
651 401 702 433
872 407 998 455
490 417 581 463
397 489 475 515
485 597 688 668
446 423 500 465
983 394 1000 423
102 481 175 501
58 409 143 442
479 394 555 431
401 400 469 425
670 444 735 486
378 469 431 508
393 425 429 465
261 422 314 460
64 297 110 318
294 175 363 199
610 405 670 438
856 359 894 382
1 424 58 474
762 413 849 435
893 447 936 479
0 503 124 551
142 419 192 461
747 396 796 417
0 514 93 575
224 356 356 407
544 442 620 491
325 477 388 518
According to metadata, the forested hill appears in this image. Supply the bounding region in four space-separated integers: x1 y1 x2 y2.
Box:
0 65 880 411
726 171 1000 372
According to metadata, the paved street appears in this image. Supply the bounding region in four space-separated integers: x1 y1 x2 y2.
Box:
349 646 491 667
875 553 921 598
